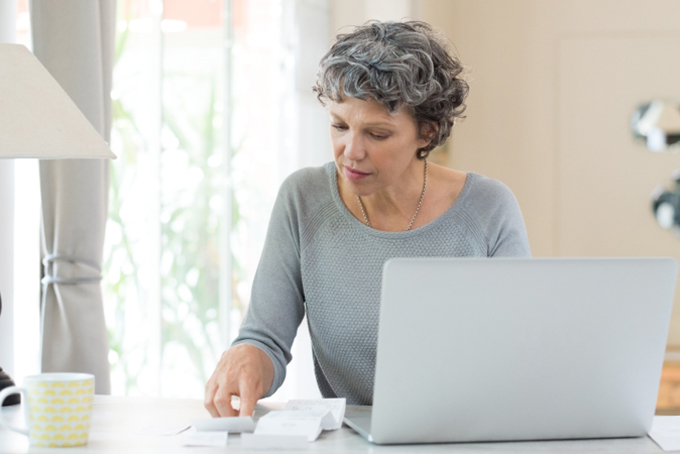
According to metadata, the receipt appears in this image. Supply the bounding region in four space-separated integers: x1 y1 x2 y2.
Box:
139 424 191 436
650 416 680 451
192 416 256 433
254 411 326 442
285 398 346 430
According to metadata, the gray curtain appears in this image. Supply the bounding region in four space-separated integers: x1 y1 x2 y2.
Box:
31 0 115 394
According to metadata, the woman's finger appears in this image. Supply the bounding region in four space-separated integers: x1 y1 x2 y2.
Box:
204 379 220 417
213 386 239 417
238 382 258 417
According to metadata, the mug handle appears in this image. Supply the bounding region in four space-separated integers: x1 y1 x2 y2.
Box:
0 386 28 436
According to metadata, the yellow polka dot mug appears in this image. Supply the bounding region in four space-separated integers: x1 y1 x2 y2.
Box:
0 373 95 447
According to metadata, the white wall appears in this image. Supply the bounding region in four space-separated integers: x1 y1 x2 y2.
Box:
423 0 680 348
330 0 422 40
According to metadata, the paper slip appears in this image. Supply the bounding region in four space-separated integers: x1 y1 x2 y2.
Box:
241 433 308 450
192 416 256 433
285 398 346 430
255 411 326 441
649 416 680 451
140 424 191 436
181 431 228 447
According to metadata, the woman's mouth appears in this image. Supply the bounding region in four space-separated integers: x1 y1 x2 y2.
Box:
345 166 371 181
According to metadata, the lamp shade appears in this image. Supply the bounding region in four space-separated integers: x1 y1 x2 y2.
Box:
0 43 116 159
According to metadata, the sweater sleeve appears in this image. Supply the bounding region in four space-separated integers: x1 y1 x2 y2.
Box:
466 175 531 258
231 174 306 397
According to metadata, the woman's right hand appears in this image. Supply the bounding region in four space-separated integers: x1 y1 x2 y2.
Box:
204 343 274 417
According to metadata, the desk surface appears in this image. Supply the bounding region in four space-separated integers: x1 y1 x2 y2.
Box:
0 395 667 453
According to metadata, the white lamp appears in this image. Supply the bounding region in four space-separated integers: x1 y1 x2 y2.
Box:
0 43 116 404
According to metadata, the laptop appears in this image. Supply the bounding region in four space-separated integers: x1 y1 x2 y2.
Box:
343 257 678 445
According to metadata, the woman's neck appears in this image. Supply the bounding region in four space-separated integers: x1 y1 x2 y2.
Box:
339 159 427 232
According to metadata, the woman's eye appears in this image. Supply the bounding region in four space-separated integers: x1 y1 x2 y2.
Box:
331 124 347 131
370 133 389 140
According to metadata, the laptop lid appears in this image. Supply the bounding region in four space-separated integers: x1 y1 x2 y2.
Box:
366 257 677 444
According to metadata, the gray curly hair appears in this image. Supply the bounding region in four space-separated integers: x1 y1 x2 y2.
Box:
313 21 469 158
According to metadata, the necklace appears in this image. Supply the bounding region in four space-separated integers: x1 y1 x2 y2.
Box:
356 159 428 231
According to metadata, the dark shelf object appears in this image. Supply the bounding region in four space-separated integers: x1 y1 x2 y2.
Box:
0 291 21 406
0 366 20 406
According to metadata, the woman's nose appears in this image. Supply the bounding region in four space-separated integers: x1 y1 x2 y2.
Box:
344 133 365 161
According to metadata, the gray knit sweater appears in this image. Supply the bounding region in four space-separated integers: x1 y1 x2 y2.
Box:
233 162 531 405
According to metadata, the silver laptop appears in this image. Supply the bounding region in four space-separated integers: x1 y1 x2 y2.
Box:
344 257 678 445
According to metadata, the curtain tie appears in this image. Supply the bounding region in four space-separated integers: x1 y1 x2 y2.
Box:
41 254 103 285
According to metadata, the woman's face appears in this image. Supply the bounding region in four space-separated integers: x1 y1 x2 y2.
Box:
329 96 429 197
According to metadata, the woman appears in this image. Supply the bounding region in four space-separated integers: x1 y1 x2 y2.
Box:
205 21 530 417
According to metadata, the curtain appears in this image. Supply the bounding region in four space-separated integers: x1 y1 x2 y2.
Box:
31 0 115 394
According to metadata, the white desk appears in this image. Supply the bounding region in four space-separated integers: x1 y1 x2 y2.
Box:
0 396 667 453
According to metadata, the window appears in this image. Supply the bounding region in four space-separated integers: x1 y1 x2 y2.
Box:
106 0 328 398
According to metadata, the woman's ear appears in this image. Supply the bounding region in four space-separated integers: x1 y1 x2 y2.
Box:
419 122 438 147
